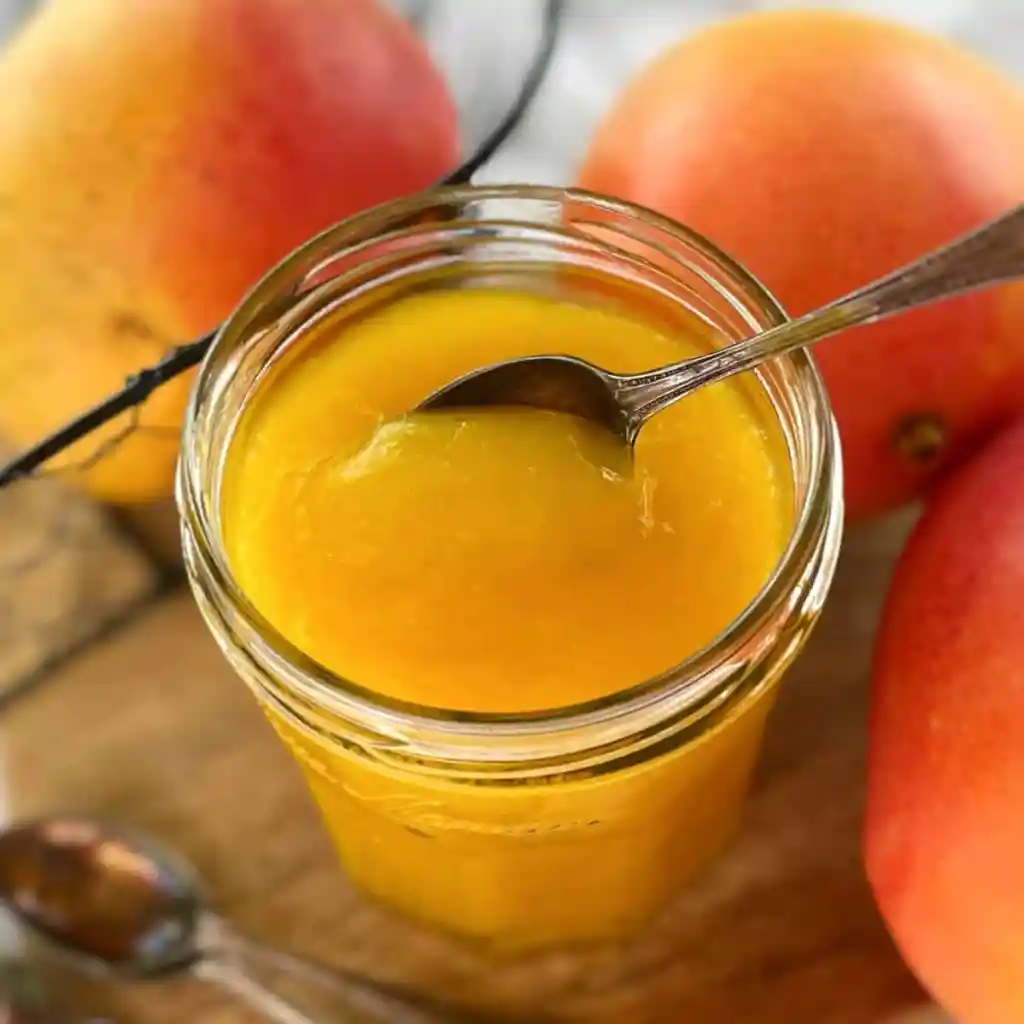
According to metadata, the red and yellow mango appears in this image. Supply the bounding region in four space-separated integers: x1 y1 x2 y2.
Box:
0 0 457 501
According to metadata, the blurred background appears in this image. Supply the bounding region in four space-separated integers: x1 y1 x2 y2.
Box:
2 0 1021 184
429 0 1024 184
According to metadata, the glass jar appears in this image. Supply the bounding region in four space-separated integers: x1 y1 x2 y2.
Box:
178 185 842 958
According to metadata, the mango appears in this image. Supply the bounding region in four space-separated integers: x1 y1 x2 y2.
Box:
578 10 1024 521
865 417 1024 1023
0 0 457 502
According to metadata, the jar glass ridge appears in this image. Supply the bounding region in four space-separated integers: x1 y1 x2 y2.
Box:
178 184 843 951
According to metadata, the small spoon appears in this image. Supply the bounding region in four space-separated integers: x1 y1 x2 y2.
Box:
419 204 1024 443
0 818 479 1024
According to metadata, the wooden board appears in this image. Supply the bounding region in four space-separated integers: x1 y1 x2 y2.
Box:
117 499 186 573
0 467 160 701
0 512 951 1023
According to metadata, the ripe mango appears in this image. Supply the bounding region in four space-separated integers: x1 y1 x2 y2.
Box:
0 0 457 502
578 10 1024 520
865 417 1024 1023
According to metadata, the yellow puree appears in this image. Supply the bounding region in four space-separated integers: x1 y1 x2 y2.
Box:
222 288 792 949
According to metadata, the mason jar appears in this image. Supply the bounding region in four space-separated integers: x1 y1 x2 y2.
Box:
178 185 842 961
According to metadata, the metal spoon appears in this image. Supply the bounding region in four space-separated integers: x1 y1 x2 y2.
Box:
0 818 478 1024
419 204 1024 443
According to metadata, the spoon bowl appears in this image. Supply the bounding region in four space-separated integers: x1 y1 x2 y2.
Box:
0 818 199 978
419 204 1024 440
420 353 631 440
0 817 483 1023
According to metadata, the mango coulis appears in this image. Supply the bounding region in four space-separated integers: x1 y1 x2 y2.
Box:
222 288 790 712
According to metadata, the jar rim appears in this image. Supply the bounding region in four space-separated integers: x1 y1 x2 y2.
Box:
179 184 843 762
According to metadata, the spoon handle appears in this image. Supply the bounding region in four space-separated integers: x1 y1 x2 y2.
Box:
618 203 1024 426
192 914 471 1024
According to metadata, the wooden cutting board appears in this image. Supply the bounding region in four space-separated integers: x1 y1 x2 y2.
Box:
0 463 159 701
0 510 950 1023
